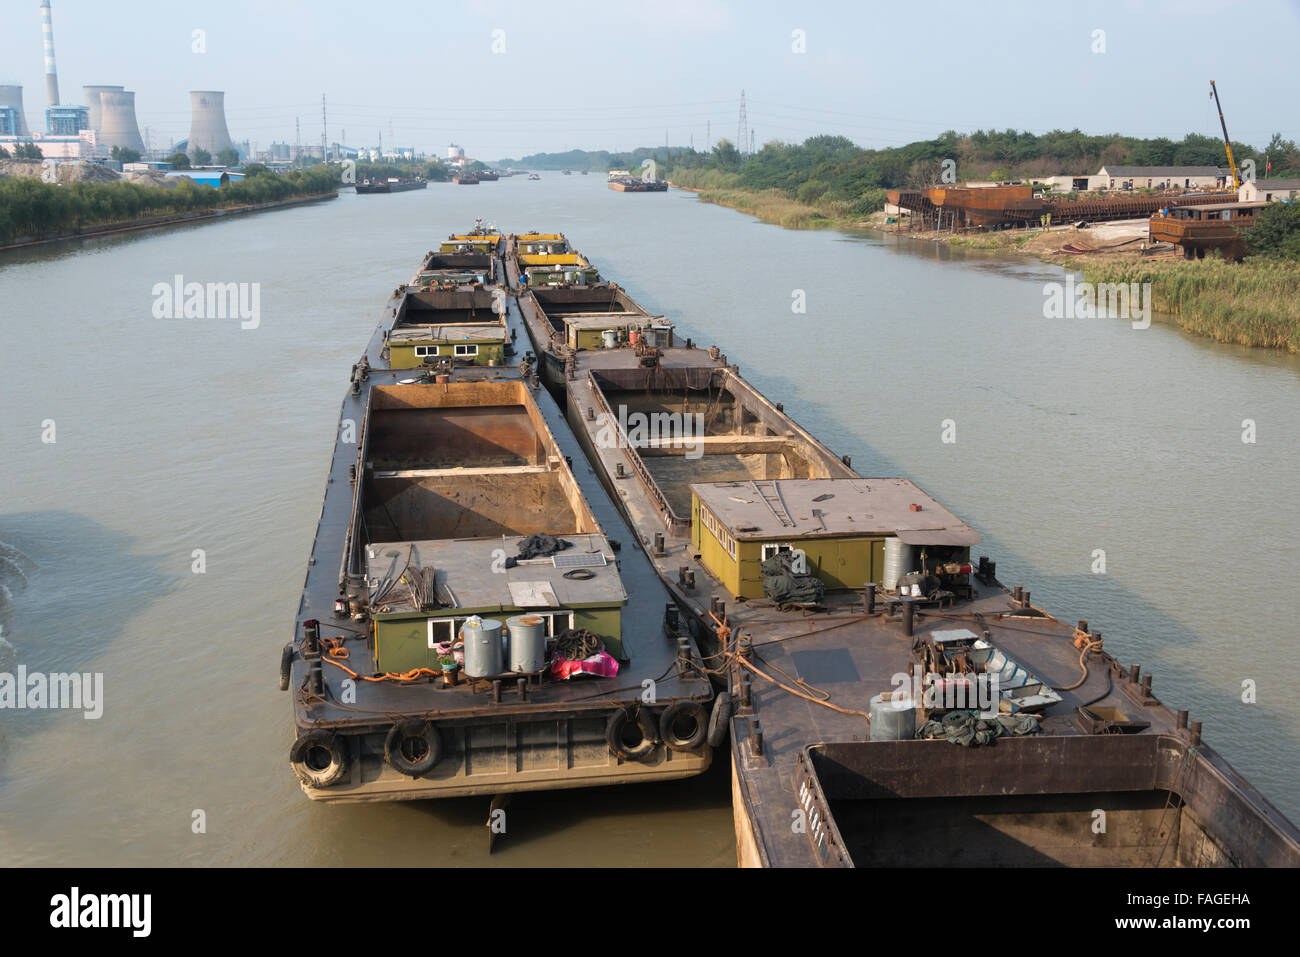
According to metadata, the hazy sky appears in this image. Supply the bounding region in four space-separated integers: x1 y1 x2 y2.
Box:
3 0 1298 161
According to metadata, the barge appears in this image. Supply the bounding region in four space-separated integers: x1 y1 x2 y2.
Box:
355 177 427 194
284 236 714 808
439 222 503 257
609 176 669 192
410 249 500 290
505 234 601 288
513 284 674 389
545 246 1300 868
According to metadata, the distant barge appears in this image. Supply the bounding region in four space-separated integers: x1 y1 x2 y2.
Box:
505 233 1300 867
609 177 669 192
355 177 427 194
284 228 713 807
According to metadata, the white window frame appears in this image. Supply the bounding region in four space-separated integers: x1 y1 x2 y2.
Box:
454 344 479 357
414 345 438 358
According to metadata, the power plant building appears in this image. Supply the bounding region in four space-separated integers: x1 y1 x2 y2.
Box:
187 91 234 156
0 85 32 136
97 90 145 152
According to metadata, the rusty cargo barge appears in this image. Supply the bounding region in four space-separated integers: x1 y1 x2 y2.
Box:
504 233 1300 868
284 227 713 807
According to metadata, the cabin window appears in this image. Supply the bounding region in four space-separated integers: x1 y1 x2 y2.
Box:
761 544 794 561
454 344 479 357
426 612 575 651
414 345 438 357
699 505 738 559
525 611 575 637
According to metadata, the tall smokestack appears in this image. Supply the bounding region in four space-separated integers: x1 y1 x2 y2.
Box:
41 0 60 107
187 91 234 157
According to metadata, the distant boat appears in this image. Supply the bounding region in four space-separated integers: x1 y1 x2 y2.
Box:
355 177 427 194
562 169 572 176
528 173 541 180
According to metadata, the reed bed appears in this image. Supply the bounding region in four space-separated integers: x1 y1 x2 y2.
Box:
1080 259 1300 352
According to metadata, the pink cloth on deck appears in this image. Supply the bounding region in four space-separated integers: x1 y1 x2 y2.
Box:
549 651 620 680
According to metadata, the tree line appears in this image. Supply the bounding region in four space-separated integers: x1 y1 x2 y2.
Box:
0 165 339 245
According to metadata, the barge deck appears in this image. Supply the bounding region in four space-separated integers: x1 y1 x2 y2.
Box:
286 234 713 806
551 265 1300 868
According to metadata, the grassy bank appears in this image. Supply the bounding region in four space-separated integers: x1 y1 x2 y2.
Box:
1076 259 1300 352
0 166 339 245
669 167 886 231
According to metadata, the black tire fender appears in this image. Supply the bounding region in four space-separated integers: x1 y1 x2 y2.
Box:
707 691 735 748
660 700 709 752
289 731 349 788
383 719 442 777
606 706 658 762
279 643 294 692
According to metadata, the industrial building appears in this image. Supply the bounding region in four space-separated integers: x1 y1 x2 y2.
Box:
1095 166 1227 191
186 91 234 156
1239 178 1300 203
164 170 244 188
96 90 144 152
82 84 123 134
0 84 32 135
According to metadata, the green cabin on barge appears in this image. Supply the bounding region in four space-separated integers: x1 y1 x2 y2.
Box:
386 287 506 368
690 478 979 600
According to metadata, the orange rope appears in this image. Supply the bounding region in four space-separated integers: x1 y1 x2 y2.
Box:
319 636 442 683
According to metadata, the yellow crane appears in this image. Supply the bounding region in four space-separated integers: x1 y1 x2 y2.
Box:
1210 80 1241 191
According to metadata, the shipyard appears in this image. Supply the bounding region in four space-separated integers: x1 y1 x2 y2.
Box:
2 0 1299 934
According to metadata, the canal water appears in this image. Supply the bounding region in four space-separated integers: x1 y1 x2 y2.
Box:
1 174 1297 865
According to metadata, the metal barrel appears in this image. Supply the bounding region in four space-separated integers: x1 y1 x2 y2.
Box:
462 618 504 678
506 615 547 673
869 692 916 741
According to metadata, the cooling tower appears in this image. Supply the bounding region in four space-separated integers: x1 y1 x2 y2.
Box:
98 90 144 151
41 1 60 106
187 91 233 156
0 84 32 135
83 84 124 134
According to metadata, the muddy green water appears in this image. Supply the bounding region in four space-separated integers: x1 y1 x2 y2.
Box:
1 174 1297 865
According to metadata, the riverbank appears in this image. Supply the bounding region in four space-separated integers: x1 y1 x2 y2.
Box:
670 181 878 231
672 178 1300 353
0 164 340 249
0 191 338 252
889 218 1300 352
